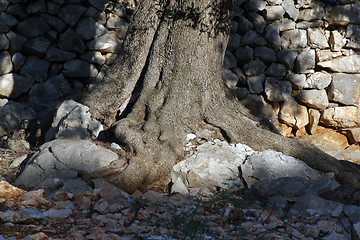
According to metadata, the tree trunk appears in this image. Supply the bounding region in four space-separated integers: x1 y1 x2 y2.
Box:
82 0 360 193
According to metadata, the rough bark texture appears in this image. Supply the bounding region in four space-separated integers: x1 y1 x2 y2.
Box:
82 0 360 193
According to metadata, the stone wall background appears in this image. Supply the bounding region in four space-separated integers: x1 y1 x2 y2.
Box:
1 0 360 155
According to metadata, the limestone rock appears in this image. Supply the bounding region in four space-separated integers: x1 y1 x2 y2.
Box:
59 4 86 26
106 13 128 39
265 63 286 78
308 109 321 135
16 16 49 38
279 97 309 129
265 23 281 50
264 6 285 21
277 49 297 70
304 72 332 89
321 106 359 128
315 49 343 62
329 73 360 106
240 94 278 122
222 68 239 89
0 73 34 98
6 31 27 53
11 52 26 72
19 56 49 82
281 29 307 49
285 72 306 90
63 59 98 78
223 51 237 69
237 16 253 34
307 28 328 49
0 33 9 51
23 37 50 57
241 30 267 47
80 51 106 66
76 17 107 40
254 46 276 64
243 59 267 76
46 100 103 141
342 128 360 144
46 47 76 62
14 139 123 189
243 0 266 12
329 30 346 51
227 34 241 51
247 74 265 94
234 46 253 66
295 49 315 73
283 0 299 20
41 14 67 32
171 141 255 193
0 100 36 133
297 4 325 21
325 4 360 26
246 12 266 34
242 150 321 188
295 89 329 110
58 29 86 54
0 51 13 75
318 55 360 73
265 78 292 102
87 32 122 53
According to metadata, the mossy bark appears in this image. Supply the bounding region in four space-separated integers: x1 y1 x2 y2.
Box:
82 0 360 193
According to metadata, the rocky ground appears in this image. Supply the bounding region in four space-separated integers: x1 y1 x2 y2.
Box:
0 146 360 240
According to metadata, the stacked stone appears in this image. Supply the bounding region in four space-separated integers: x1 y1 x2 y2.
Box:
0 0 132 113
224 0 360 144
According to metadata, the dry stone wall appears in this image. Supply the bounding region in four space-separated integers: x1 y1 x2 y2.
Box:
224 0 360 145
1 0 360 149
0 0 133 113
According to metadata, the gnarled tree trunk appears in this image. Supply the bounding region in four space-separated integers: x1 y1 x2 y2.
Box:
82 0 360 193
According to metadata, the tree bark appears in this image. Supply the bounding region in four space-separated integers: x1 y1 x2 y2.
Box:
82 0 360 193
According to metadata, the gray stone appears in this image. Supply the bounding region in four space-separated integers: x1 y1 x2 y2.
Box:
6 4 27 20
0 100 36 132
329 73 360 106
247 74 265 94
0 33 9 51
235 88 250 99
297 4 325 21
243 60 267 76
346 24 360 50
41 14 67 32
321 106 359 128
308 109 321 134
242 150 321 188
85 7 107 25
344 205 360 223
0 73 34 98
265 63 286 78
222 68 239 89
304 72 332 89
234 46 253 66
0 51 13 75
277 18 296 32
342 128 360 144
295 49 315 73
58 29 86 54
1 208 44 223
0 13 17 29
89 0 108 11
20 56 49 83
227 34 241 51
264 23 281 50
223 51 237 69
254 47 276 64
43 208 72 219
243 0 266 11
240 94 278 122
63 59 98 78
283 0 299 20
6 31 27 53
76 17 107 40
28 75 72 110
106 14 128 39
26 0 46 15
46 2 61 15
14 139 122 189
80 51 106 66
87 32 122 53
329 30 346 52
316 49 342 63
23 38 50 57
277 49 297 70
264 6 285 21
281 29 307 49
288 195 343 218
318 56 360 73
232 67 247 86
59 4 86 26
236 16 253 34
16 17 49 38
246 12 266 34
307 28 329 49
325 4 360 26
296 20 325 30
264 78 292 102
279 97 309 129
296 89 329 110
171 141 254 193
11 52 26 72
0 0 8 12
46 47 76 62
45 100 104 141
286 72 306 90
241 30 267 47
